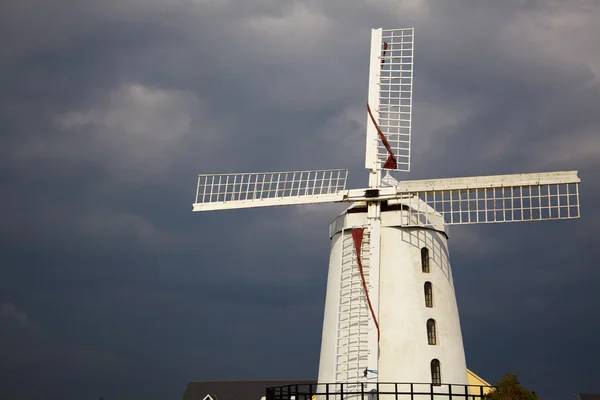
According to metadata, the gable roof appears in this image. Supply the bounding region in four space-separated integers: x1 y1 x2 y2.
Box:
182 380 315 400
467 369 491 387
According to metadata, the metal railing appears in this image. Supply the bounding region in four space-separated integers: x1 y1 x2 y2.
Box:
266 382 493 400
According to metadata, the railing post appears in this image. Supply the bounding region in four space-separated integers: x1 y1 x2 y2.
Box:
430 383 434 400
362 382 365 400
448 384 452 400
326 382 329 400
395 383 398 400
410 383 414 400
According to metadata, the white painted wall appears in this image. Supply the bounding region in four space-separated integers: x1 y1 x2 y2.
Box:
317 230 344 384
317 203 468 387
378 225 468 385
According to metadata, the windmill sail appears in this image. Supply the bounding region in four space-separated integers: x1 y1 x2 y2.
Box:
365 28 414 172
193 169 348 211
394 171 581 226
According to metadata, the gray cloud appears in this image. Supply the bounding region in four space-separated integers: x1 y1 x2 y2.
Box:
1 1 599 399
0 302 38 329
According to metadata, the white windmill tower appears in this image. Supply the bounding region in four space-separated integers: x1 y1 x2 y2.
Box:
192 28 581 396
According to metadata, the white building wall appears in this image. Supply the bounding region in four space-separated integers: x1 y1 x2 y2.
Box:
317 205 468 387
317 230 343 385
378 226 468 385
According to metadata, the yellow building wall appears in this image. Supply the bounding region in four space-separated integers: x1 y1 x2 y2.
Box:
467 369 493 396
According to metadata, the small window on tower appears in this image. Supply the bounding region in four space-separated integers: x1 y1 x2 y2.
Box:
431 359 441 385
421 247 430 273
427 319 437 345
424 282 433 308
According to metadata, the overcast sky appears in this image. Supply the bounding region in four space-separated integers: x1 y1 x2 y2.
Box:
1 1 599 399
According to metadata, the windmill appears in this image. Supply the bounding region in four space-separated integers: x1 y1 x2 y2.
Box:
192 28 581 395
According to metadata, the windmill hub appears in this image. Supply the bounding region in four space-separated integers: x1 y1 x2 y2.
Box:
365 189 380 198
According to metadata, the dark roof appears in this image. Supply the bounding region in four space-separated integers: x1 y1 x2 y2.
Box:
579 394 600 400
182 380 315 400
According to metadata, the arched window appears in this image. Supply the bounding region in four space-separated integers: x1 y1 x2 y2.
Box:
431 359 441 386
421 247 430 273
424 282 433 308
427 319 437 345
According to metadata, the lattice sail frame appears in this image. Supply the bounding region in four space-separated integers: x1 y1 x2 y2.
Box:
193 169 348 211
395 171 581 226
365 28 414 172
334 229 371 386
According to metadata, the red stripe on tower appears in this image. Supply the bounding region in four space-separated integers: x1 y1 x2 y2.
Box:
351 228 380 342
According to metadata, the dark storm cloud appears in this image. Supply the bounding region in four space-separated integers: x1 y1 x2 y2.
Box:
1 1 599 399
